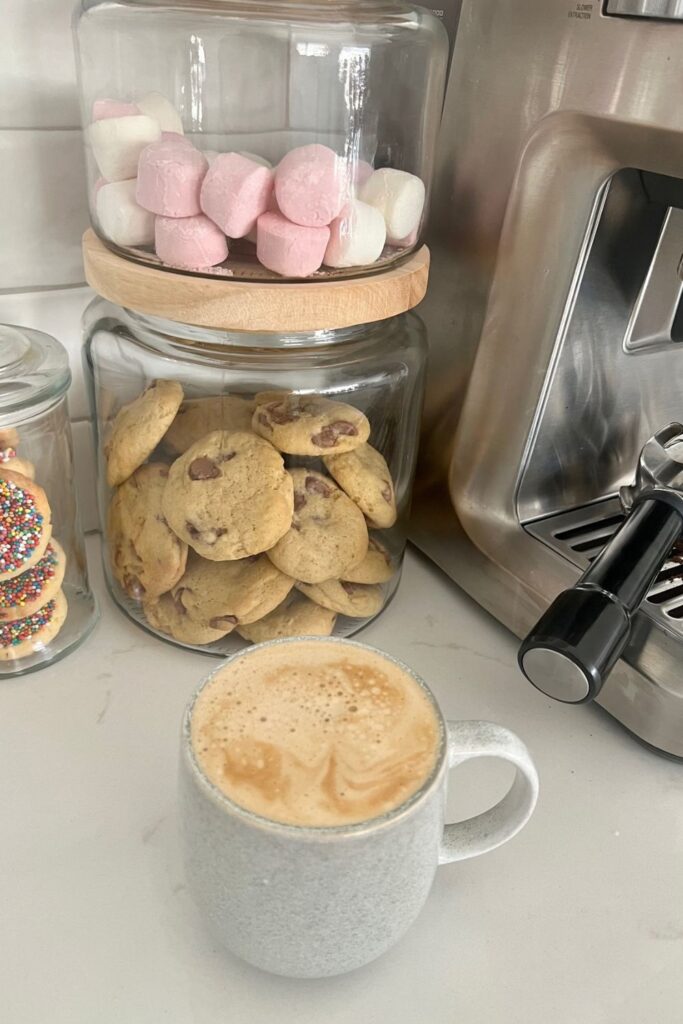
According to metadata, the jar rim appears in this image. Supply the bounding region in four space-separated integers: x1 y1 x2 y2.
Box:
0 325 72 419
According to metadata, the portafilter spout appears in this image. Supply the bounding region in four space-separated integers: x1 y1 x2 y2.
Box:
519 424 683 704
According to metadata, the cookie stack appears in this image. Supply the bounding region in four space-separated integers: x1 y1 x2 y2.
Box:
105 382 399 648
0 433 68 661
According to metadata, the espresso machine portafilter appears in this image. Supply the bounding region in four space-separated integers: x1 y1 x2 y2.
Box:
520 425 683 704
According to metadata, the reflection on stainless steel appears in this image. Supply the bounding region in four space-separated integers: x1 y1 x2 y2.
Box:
606 0 683 19
414 0 683 756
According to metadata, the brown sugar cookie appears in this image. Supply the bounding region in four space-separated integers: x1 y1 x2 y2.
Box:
105 379 184 487
0 590 68 661
296 579 384 618
237 594 337 642
0 469 52 583
343 537 395 584
108 463 188 601
143 591 232 646
268 469 368 584
173 551 294 630
0 445 35 480
162 395 255 456
162 430 294 561
324 443 397 528
252 394 370 456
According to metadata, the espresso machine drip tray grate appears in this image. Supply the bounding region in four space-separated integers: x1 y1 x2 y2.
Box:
526 499 683 629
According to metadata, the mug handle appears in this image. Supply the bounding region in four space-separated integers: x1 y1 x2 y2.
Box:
439 721 539 865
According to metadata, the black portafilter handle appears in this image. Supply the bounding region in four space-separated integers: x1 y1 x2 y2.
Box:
519 498 683 704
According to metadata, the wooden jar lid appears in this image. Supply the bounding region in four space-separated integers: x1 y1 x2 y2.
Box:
82 229 430 333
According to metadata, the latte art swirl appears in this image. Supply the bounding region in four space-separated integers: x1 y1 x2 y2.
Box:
191 641 441 827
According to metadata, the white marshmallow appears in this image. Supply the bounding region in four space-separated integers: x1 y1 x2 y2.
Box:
324 199 387 268
88 115 161 182
360 168 426 242
136 92 184 136
238 151 273 169
96 179 155 247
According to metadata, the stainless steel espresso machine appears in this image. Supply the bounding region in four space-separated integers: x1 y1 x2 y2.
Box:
414 0 683 757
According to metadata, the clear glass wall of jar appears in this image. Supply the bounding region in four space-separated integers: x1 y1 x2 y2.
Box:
83 298 427 654
0 326 98 675
74 1 448 280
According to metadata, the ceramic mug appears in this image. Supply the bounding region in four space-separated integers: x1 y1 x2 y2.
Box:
179 637 539 978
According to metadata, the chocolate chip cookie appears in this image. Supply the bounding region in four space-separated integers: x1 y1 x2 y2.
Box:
0 589 68 661
343 537 394 584
162 395 255 456
237 594 337 642
296 579 384 618
173 551 294 630
252 395 370 456
268 469 368 584
0 539 66 622
162 430 294 561
108 463 188 601
105 379 184 487
143 590 232 646
0 469 52 583
324 443 397 528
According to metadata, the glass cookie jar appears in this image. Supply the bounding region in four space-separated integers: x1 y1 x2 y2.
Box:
73 0 448 280
0 326 98 676
82 298 427 654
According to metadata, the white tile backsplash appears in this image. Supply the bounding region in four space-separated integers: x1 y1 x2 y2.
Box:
0 0 80 129
0 130 88 289
0 286 93 420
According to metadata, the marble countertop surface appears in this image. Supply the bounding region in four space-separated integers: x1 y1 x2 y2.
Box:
2 537 682 1023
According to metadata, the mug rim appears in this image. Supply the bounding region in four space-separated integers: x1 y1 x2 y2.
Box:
182 635 449 840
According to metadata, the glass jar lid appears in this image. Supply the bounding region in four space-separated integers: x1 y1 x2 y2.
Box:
0 325 71 417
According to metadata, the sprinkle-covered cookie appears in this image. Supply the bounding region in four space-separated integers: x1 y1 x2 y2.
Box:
268 469 368 584
105 379 184 487
0 469 52 583
0 590 68 661
324 443 397 528
252 394 370 456
162 430 294 561
296 579 384 619
0 447 35 481
0 539 66 622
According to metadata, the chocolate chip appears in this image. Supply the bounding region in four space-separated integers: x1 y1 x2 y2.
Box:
209 615 239 630
124 575 145 600
155 514 169 526
246 555 261 564
265 401 299 425
341 582 358 596
305 475 333 497
159 467 170 478
294 492 307 512
291 522 302 532
173 590 188 616
185 521 201 539
215 528 228 538
218 451 236 463
188 457 221 480
310 421 358 449
258 413 272 430
382 484 393 504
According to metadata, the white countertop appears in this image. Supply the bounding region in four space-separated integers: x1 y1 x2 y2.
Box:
2 536 682 1023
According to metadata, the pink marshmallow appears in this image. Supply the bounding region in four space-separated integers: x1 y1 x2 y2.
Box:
92 99 139 121
155 215 228 270
136 139 208 217
200 154 274 239
93 176 107 194
275 144 348 228
162 131 191 144
353 160 375 189
256 212 329 278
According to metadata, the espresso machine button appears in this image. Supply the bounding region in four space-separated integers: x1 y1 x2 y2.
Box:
519 425 683 703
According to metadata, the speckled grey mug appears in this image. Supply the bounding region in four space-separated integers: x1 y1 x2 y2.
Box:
179 637 539 979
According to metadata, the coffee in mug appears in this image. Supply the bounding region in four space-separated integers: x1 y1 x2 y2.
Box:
180 638 539 978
